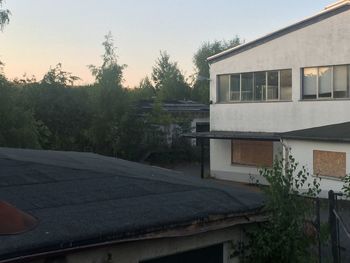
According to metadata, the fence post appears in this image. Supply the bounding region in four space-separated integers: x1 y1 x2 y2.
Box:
316 198 321 263
329 190 339 263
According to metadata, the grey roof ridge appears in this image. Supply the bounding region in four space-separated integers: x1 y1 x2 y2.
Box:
208 2 350 63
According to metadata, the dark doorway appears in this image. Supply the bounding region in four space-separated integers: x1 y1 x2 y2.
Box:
141 243 223 263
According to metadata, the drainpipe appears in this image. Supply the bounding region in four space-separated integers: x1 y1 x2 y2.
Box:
279 138 290 174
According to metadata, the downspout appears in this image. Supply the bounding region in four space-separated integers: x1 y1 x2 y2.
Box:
279 138 290 174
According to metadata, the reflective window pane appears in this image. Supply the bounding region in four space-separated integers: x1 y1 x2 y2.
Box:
303 68 317 99
254 72 266 101
241 73 253 101
230 74 240 101
334 65 348 98
267 71 279 100
280 69 292 100
318 67 332 98
217 75 230 102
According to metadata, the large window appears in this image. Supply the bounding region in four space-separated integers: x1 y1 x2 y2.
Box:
302 65 350 100
231 140 273 167
217 69 292 103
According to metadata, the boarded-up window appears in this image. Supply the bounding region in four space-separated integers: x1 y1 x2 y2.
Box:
231 140 273 167
313 150 346 178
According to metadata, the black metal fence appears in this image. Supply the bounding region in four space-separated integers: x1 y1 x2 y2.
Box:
329 190 350 263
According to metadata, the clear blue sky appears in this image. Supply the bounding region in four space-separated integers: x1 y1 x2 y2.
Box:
0 0 334 87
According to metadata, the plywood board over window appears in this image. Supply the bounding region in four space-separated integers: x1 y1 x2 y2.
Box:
313 150 346 178
232 140 273 167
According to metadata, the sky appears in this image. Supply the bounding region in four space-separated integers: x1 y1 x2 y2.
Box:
0 0 335 88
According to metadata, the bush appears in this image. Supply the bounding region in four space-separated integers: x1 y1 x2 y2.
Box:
241 155 321 263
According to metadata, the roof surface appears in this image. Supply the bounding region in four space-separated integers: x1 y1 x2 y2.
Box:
281 122 350 143
0 148 264 261
208 1 350 63
138 100 209 114
182 131 280 141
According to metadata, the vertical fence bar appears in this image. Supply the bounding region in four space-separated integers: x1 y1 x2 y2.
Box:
200 138 204 179
316 198 321 263
329 190 339 263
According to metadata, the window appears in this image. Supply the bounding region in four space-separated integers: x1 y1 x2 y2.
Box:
280 69 292 100
303 68 317 99
241 73 254 101
302 64 350 100
267 71 279 100
217 75 230 102
230 74 240 101
231 140 273 167
313 150 346 178
254 72 266 101
217 69 292 103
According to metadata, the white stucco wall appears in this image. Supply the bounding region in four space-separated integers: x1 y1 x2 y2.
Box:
209 8 350 186
284 139 349 196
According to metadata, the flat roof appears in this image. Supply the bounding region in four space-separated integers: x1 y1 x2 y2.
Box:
0 148 265 261
182 131 280 141
281 122 350 143
208 2 350 63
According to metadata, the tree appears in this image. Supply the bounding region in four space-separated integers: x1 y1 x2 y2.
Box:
192 37 241 103
42 63 80 86
0 78 40 148
0 0 10 31
132 76 156 100
241 155 321 263
88 32 126 89
152 51 190 101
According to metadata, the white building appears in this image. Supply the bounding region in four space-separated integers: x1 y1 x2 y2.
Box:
206 0 350 194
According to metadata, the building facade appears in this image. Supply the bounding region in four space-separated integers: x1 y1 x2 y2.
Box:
208 1 350 194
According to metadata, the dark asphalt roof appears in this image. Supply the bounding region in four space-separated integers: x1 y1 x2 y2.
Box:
138 100 209 113
182 131 280 141
0 148 264 261
281 122 350 143
208 3 350 63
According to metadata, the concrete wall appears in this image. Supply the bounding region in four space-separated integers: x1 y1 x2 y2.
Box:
284 139 349 196
33 226 248 263
209 8 350 184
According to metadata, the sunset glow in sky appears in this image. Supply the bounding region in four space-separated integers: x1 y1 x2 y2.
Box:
0 0 334 87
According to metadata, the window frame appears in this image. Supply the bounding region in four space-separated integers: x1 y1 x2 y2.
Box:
302 64 350 100
216 68 292 103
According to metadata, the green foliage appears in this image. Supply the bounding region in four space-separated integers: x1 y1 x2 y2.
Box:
0 78 40 148
0 0 10 31
132 77 156 100
192 37 241 103
88 32 126 89
42 63 80 86
342 174 350 197
152 51 190 101
243 155 321 263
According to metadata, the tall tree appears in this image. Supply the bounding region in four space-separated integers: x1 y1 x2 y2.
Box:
152 51 190 101
0 0 10 31
88 32 126 89
87 32 129 156
192 37 241 103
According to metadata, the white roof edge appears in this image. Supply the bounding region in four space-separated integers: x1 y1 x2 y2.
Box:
208 1 350 62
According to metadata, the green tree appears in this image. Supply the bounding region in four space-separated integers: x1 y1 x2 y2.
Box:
0 0 10 31
132 76 156 100
192 37 241 103
152 51 190 101
0 77 40 148
88 32 126 89
243 155 321 263
87 32 129 156
42 63 80 86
